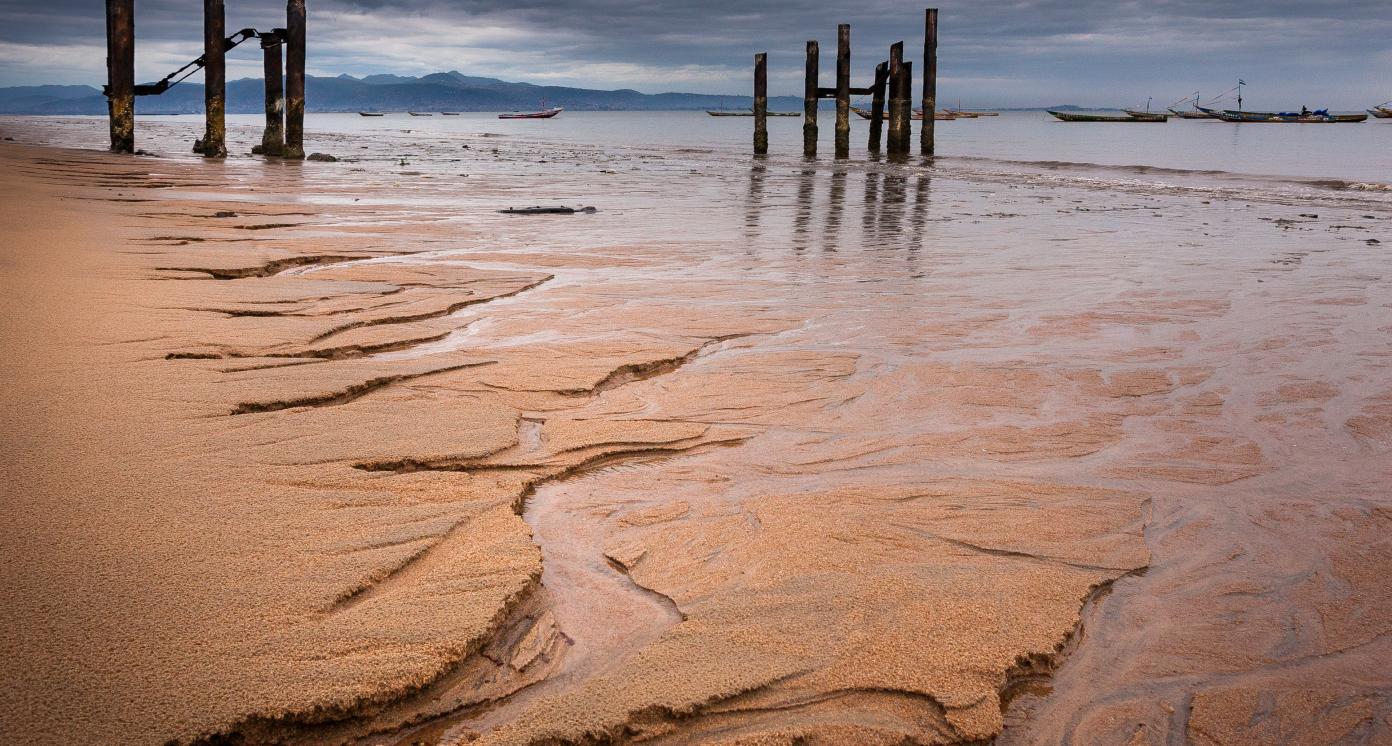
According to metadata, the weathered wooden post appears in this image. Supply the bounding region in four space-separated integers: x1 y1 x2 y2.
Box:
202 0 227 157
867 61 888 151
899 61 912 156
105 0 135 153
803 41 818 157
260 31 285 156
921 8 939 155
886 42 908 154
284 0 306 159
834 24 850 159
753 53 768 155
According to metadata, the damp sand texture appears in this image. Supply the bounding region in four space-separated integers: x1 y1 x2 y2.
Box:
1 132 1391 746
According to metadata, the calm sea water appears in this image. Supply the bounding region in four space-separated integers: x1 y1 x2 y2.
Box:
9 110 1391 186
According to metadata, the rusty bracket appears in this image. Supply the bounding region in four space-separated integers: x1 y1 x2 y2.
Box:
106 27 261 98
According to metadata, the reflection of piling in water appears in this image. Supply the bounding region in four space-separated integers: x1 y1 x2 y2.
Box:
824 168 847 250
922 8 939 156
202 0 227 157
863 167 883 238
745 163 767 236
754 53 768 155
803 41 819 157
105 0 135 153
794 168 816 250
911 174 931 249
879 168 907 239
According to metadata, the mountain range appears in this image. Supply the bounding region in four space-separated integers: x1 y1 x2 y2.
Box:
0 71 808 114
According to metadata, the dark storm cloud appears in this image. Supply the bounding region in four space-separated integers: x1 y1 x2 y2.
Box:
3 0 1389 106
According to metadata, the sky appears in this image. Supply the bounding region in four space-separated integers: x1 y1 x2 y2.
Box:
2 0 1389 108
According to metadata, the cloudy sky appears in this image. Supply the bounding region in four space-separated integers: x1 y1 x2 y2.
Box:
3 1 1389 107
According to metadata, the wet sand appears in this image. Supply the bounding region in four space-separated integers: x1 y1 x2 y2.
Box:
1 123 1390 746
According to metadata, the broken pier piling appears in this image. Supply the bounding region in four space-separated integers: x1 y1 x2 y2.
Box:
755 9 941 158
102 0 306 158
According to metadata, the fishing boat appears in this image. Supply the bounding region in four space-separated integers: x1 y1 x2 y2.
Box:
1369 106 1392 119
1208 108 1367 123
850 106 948 121
498 107 564 119
705 108 800 117
1049 110 1164 122
407 111 433 117
947 109 998 116
440 112 461 116
1124 109 1171 121
358 112 385 117
1168 108 1214 119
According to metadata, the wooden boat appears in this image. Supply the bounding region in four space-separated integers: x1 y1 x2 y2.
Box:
1049 110 1164 122
440 112 461 116
1208 108 1367 123
1369 106 1392 119
1125 109 1171 121
1168 108 1213 119
498 107 564 119
407 111 433 117
947 109 998 116
851 106 947 121
358 112 384 117
705 109 800 117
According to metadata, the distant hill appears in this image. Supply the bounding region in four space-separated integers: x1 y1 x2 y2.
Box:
0 71 807 114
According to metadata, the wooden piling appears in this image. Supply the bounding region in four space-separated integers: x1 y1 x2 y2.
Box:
803 41 818 157
260 31 285 157
284 0 306 159
921 8 938 155
834 24 850 159
202 0 227 157
867 61 888 151
886 42 907 154
899 61 912 156
105 0 135 153
753 53 768 155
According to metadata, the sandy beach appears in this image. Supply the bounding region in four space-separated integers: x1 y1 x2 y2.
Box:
1 119 1390 745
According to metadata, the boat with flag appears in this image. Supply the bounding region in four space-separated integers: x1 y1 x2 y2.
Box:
1201 107 1367 123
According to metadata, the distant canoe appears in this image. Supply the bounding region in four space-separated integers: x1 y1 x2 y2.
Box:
705 109 800 117
407 112 433 117
1369 106 1392 119
498 107 563 119
1208 108 1367 123
440 112 461 116
947 109 998 116
1124 110 1171 121
358 112 385 117
1049 110 1164 122
1168 108 1214 119
851 106 945 121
